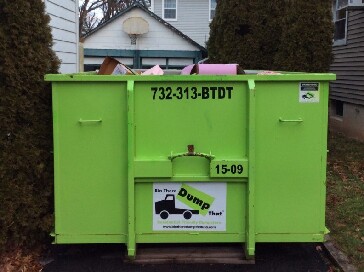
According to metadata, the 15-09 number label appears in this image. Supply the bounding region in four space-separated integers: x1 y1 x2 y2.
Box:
151 86 234 100
215 164 244 175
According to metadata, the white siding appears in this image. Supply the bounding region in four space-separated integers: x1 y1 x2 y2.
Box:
45 0 79 73
142 58 167 66
84 8 200 51
167 58 193 65
84 57 134 66
154 0 210 47
141 58 193 66
330 10 364 105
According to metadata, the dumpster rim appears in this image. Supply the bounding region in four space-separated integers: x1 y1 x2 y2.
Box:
44 73 336 82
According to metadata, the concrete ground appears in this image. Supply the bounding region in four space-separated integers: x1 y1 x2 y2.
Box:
43 243 338 272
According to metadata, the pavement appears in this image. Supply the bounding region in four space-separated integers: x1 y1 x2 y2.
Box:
42 243 339 272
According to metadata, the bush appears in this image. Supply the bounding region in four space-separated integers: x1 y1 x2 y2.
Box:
0 0 59 249
208 0 333 72
207 0 283 69
274 0 333 72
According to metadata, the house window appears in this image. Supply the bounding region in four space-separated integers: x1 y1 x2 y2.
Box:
210 0 217 21
163 0 177 20
333 0 348 43
335 100 344 117
331 99 344 117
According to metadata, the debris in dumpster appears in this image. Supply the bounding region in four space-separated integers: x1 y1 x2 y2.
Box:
96 58 248 76
141 65 164 75
257 71 282 75
181 64 245 75
180 64 194 75
98 57 136 75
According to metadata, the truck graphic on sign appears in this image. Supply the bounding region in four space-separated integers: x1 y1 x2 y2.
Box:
155 194 199 220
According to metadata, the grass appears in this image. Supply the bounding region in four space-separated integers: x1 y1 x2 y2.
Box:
0 247 42 272
326 131 364 271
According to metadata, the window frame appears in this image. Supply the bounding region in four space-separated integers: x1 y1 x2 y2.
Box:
209 0 217 21
162 0 178 21
333 0 348 46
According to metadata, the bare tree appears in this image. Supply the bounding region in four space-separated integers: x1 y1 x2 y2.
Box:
100 0 134 24
82 11 100 35
79 0 104 35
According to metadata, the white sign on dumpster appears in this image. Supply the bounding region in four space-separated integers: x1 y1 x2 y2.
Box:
153 183 226 231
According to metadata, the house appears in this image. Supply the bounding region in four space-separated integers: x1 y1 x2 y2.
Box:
45 0 79 73
148 0 216 47
330 0 364 140
82 1 214 70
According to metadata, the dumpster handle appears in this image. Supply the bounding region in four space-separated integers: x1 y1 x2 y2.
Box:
168 152 215 161
279 117 303 123
168 145 215 161
78 118 102 124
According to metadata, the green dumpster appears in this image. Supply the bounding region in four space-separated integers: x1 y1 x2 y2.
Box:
45 72 336 258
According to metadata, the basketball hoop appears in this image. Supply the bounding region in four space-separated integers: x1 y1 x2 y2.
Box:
123 17 149 45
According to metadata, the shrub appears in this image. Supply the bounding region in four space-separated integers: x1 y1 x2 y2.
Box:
208 0 333 72
207 0 284 69
0 0 59 249
274 0 333 72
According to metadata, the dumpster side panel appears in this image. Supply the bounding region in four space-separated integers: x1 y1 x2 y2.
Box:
254 81 328 239
53 82 128 241
134 81 248 163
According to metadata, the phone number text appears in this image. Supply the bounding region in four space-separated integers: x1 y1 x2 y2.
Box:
151 86 234 100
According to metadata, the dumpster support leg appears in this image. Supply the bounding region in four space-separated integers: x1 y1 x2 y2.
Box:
127 80 136 258
246 79 256 258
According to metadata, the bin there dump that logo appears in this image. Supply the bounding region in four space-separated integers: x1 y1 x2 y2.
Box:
176 184 214 216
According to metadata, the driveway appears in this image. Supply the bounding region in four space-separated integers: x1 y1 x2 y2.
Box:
43 243 337 272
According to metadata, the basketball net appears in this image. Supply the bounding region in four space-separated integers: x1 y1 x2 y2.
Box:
128 34 139 45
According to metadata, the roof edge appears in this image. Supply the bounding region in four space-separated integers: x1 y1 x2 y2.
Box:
81 3 207 52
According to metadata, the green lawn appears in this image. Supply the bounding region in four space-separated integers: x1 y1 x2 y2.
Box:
326 131 364 271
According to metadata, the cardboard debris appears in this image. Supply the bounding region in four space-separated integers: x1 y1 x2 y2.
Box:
181 64 245 75
98 57 136 75
141 65 164 75
180 64 194 75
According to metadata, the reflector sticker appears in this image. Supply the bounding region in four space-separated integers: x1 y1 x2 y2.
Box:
299 82 320 103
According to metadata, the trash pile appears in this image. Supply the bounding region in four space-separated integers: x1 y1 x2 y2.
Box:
97 56 281 76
